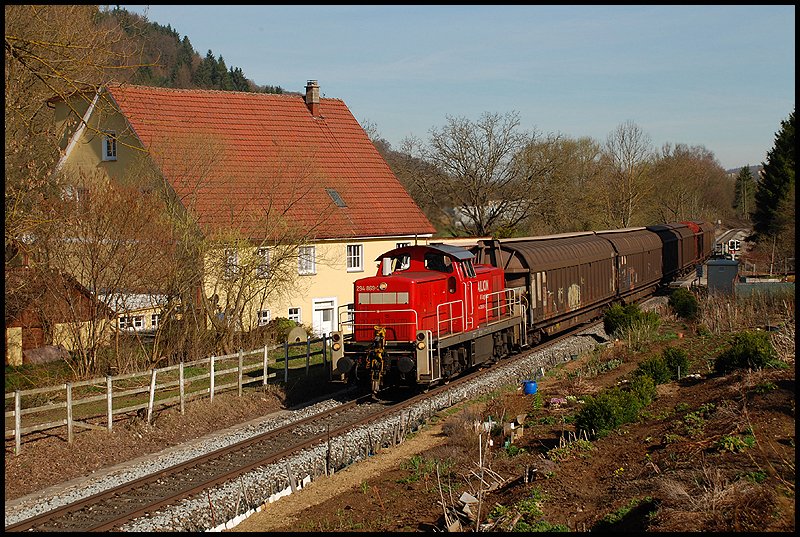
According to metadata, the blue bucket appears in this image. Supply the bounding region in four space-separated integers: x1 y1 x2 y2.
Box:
522 380 538 395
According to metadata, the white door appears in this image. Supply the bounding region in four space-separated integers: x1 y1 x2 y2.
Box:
312 298 336 336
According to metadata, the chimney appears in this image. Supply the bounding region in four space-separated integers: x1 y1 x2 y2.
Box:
305 79 320 116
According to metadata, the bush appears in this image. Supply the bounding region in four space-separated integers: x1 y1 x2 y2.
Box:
669 288 700 320
603 303 659 338
603 304 628 335
714 330 777 373
629 374 657 406
662 347 690 378
574 386 645 438
634 356 671 384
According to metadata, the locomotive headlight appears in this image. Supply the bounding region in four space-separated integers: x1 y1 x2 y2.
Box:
331 333 341 343
416 332 426 342
416 341 426 350
332 342 341 352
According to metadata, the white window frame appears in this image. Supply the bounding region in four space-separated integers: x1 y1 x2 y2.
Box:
346 243 364 273
224 248 239 279
102 131 117 161
396 242 410 249
151 313 160 329
298 246 316 275
257 309 271 326
288 307 301 323
119 315 144 331
256 247 270 279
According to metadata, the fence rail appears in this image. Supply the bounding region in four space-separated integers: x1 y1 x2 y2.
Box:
5 334 330 454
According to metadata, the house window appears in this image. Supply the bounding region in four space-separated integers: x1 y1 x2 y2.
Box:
346 244 363 272
119 315 144 330
151 313 160 329
102 131 117 161
256 247 270 279
224 248 239 279
298 246 315 275
396 242 410 249
258 310 271 326
288 307 301 323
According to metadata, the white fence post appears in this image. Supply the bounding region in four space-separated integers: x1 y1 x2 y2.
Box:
147 369 157 424
210 355 216 403
66 382 73 444
14 390 21 455
179 361 185 414
106 375 113 432
284 342 289 383
238 349 243 396
263 345 268 386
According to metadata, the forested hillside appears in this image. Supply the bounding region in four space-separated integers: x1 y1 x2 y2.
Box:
103 7 286 94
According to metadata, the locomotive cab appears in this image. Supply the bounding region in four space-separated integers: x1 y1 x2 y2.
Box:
332 244 524 393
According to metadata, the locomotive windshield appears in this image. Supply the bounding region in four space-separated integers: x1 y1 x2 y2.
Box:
424 252 453 273
390 254 411 272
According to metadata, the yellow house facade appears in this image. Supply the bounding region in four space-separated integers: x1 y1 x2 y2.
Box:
53 81 436 338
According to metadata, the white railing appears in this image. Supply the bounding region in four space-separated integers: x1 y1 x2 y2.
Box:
5 336 330 454
337 307 419 338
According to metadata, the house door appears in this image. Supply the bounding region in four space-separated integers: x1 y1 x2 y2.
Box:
312 298 336 337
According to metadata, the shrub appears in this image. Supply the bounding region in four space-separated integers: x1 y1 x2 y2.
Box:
714 330 778 373
603 303 660 338
574 386 643 438
629 374 657 406
662 347 690 379
669 288 700 320
603 303 628 335
634 356 672 384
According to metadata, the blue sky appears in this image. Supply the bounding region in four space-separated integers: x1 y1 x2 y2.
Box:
121 5 794 170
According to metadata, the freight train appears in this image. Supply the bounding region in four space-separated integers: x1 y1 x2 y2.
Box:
330 221 714 393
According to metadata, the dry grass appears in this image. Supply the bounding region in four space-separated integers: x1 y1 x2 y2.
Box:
654 466 776 531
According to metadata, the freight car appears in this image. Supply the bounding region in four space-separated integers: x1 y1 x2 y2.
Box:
331 222 714 393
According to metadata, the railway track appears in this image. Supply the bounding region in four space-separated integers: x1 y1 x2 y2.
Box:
5 321 609 532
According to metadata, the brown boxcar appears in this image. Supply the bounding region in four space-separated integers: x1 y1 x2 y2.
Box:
474 232 617 342
646 223 695 280
595 227 663 304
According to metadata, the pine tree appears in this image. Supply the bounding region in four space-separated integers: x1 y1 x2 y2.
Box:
192 50 216 88
732 165 756 219
751 110 795 241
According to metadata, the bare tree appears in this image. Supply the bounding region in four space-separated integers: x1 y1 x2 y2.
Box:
38 170 177 376
151 137 338 356
4 5 146 258
597 120 654 227
516 134 605 234
647 143 731 224
404 112 539 237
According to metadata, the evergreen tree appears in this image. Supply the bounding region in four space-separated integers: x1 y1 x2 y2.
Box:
229 66 250 91
732 165 756 219
751 110 795 241
213 55 233 90
192 49 216 88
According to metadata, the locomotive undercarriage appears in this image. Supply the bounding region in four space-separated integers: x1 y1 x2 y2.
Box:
336 326 520 394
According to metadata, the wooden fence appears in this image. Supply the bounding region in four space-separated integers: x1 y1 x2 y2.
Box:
4 335 330 455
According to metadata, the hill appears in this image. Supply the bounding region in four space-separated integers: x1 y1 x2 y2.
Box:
103 7 287 94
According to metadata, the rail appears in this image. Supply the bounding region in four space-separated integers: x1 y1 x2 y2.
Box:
4 335 330 455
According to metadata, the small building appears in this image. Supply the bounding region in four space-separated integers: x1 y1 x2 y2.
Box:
5 267 114 365
706 258 739 294
100 293 169 333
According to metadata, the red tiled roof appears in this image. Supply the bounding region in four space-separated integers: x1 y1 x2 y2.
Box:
106 84 435 241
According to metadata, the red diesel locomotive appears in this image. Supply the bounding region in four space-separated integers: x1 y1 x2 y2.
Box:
330 243 525 393
331 221 714 394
